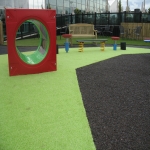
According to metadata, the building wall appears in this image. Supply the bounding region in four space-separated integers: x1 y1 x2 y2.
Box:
0 0 29 9
29 0 45 9
0 0 107 17
0 0 29 20
45 0 107 14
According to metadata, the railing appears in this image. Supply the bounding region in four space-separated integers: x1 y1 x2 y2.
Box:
56 12 150 37
56 12 150 27
1 12 150 40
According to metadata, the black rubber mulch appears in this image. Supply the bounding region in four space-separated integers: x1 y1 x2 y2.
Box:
76 54 150 150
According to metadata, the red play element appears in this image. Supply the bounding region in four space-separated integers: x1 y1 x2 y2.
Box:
62 34 72 38
111 36 120 40
144 37 150 40
6 9 56 76
62 34 72 42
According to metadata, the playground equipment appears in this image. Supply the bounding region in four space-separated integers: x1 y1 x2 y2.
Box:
62 34 72 53
144 38 150 44
144 38 150 48
76 39 108 52
100 41 105 51
120 42 126 50
111 36 120 50
144 40 150 43
78 42 84 52
6 9 56 76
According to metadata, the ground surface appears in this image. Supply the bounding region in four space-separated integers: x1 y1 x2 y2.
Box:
76 54 150 150
1 45 150 150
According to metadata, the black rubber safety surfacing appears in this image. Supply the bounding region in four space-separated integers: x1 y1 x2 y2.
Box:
76 54 150 150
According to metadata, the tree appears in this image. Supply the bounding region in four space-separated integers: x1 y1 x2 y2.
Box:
118 0 122 12
74 8 81 14
47 3 51 9
148 8 150 14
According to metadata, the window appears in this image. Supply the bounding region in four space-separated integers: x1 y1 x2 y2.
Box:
50 5 56 9
46 0 56 5
71 2 76 10
82 0 86 4
77 3 81 9
64 0 69 7
82 5 85 11
64 7 69 14
57 6 63 14
56 0 63 6
90 7 93 12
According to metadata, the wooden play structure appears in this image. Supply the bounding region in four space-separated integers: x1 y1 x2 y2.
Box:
0 21 4 45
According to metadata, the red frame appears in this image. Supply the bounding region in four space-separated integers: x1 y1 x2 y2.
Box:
6 9 56 76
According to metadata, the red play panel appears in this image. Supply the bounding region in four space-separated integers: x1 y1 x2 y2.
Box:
111 36 120 40
6 9 56 76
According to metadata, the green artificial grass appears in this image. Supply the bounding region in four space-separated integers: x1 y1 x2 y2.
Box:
16 38 40 46
0 47 150 150
4 36 150 47
57 36 150 46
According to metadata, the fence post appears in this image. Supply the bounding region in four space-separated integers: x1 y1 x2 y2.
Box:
70 13 73 24
140 12 142 23
94 12 96 26
123 11 127 22
0 21 4 45
28 22 31 35
120 12 122 24
75 14 77 23
61 14 63 27
108 12 110 25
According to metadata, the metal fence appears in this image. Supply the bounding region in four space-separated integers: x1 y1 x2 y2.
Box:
2 12 150 40
56 12 150 27
56 12 150 37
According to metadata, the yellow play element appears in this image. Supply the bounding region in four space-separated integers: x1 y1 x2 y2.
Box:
76 39 108 52
78 42 84 52
100 42 105 51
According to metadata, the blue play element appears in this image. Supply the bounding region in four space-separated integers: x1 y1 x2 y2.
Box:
144 40 150 43
65 42 69 53
113 44 117 50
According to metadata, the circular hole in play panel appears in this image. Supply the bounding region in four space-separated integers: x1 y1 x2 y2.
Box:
15 19 50 65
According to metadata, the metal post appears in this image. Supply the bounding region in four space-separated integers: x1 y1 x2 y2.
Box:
124 11 127 23
108 12 110 25
70 13 73 24
94 12 96 26
140 12 142 22
82 13 83 23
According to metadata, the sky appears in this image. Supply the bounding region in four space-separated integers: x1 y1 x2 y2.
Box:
108 0 150 11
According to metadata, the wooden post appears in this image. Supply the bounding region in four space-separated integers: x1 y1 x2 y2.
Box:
0 21 4 45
